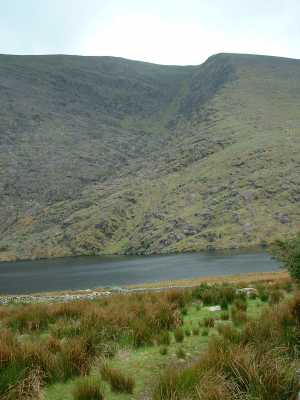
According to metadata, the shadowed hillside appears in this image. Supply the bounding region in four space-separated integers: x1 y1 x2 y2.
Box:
0 53 300 261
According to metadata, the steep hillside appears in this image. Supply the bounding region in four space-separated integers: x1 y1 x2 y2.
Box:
0 53 300 261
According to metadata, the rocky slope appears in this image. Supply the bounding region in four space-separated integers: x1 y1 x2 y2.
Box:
0 53 300 261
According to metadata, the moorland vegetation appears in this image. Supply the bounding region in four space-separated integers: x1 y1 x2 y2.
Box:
0 254 299 399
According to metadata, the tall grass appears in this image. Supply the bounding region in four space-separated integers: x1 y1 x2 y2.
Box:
100 364 135 393
231 306 247 326
174 327 184 343
8 303 51 333
0 281 294 399
72 377 104 400
156 330 171 346
0 290 183 397
153 293 300 400
192 284 236 307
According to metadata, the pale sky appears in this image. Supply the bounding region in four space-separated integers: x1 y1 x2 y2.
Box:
0 0 299 65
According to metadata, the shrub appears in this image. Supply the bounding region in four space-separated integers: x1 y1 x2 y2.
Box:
272 234 300 285
194 284 236 307
101 365 134 394
174 327 184 343
72 377 104 400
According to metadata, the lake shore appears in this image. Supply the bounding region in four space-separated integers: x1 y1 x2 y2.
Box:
0 251 280 294
0 270 288 305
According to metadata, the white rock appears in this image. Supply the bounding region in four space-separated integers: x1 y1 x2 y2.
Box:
208 305 221 312
237 287 257 296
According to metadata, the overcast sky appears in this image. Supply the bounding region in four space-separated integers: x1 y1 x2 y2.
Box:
0 0 299 65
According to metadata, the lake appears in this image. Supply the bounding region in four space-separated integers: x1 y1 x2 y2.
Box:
0 251 280 294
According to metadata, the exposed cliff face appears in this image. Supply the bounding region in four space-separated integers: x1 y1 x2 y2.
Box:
0 53 300 261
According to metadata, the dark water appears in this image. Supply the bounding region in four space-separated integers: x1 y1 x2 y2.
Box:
0 251 280 294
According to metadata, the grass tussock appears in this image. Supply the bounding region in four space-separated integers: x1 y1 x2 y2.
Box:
0 278 296 399
156 330 171 346
72 377 104 400
153 292 300 400
0 290 184 397
203 317 215 328
220 310 229 320
100 364 135 394
176 347 186 359
174 327 184 343
159 346 168 355
192 327 199 336
231 306 247 326
0 362 43 400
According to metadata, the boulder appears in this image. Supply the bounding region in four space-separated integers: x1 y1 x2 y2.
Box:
237 287 257 296
207 305 221 312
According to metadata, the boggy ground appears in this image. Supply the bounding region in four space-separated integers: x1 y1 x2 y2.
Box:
0 274 298 400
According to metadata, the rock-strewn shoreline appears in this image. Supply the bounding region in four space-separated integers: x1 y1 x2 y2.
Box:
0 285 195 305
0 271 288 305
0 289 111 305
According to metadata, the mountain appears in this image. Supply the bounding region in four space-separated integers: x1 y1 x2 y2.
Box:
0 52 300 261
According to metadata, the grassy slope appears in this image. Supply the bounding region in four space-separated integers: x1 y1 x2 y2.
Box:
0 53 300 260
